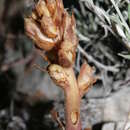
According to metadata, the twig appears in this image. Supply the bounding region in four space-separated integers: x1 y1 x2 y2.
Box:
97 43 116 63
0 53 35 72
51 109 65 130
78 45 119 72
10 99 14 119
76 51 81 72
32 63 47 72
76 30 90 42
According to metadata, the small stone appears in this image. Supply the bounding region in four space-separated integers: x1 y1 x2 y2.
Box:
102 123 115 130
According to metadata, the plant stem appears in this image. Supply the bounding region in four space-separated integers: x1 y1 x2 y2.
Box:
64 68 82 130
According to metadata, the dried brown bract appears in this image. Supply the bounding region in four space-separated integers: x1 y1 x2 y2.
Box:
47 64 69 89
58 12 78 67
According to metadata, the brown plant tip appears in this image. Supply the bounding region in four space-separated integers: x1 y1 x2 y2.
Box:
24 0 78 67
77 61 97 97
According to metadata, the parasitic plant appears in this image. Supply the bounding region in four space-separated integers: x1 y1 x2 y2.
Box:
24 0 96 129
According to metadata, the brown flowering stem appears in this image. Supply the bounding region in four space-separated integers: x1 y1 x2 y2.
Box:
64 68 81 130
24 0 97 130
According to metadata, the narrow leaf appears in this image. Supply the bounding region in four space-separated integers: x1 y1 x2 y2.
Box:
128 4 130 24
118 53 130 60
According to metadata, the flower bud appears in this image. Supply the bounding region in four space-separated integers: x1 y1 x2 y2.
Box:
77 62 97 96
48 64 69 88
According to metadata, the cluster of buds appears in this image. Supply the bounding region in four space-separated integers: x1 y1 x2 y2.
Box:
24 0 96 130
25 0 78 67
